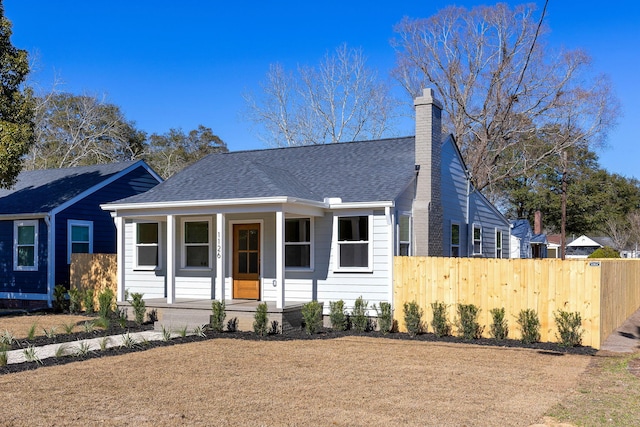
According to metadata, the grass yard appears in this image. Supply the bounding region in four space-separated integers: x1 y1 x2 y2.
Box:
1 314 638 426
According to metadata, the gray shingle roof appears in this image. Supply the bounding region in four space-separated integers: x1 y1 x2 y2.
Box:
115 137 416 205
0 161 139 214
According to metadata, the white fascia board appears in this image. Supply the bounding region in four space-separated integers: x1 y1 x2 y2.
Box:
0 213 48 220
51 161 156 216
102 196 328 216
328 201 395 210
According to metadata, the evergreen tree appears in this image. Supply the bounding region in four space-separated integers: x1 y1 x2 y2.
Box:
0 2 34 188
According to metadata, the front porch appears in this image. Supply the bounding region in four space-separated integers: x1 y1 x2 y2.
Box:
118 298 307 333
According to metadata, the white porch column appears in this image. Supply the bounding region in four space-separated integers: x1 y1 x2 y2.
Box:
215 213 226 301
166 214 176 304
275 210 285 309
115 216 126 303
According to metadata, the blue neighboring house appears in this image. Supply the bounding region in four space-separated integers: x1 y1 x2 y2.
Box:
0 160 162 309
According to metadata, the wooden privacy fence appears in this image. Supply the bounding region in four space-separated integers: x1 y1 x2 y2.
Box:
70 253 117 306
394 257 640 349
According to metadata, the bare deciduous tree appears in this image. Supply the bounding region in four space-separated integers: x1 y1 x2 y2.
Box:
392 3 619 192
244 44 400 147
25 92 145 170
603 218 629 252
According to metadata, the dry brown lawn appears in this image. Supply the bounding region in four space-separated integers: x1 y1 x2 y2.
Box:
0 331 593 427
1 314 92 338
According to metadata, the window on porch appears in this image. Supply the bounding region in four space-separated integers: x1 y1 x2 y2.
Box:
183 220 211 268
285 218 312 269
136 222 159 268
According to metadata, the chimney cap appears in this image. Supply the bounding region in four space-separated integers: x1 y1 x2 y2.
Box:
414 88 443 109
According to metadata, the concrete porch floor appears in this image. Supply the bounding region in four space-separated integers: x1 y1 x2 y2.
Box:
117 298 307 333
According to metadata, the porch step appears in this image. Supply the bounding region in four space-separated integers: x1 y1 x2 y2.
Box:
154 308 211 333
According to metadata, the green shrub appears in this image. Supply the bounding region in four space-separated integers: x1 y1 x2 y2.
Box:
68 288 82 314
489 307 509 340
351 296 369 332
455 303 484 340
329 300 347 331
253 303 269 336
554 309 584 347
0 350 8 366
588 246 620 258
517 309 541 344
403 301 424 336
301 301 323 335
53 285 68 313
211 300 226 333
98 288 115 319
128 292 146 325
374 302 393 334
431 301 451 337
116 307 128 328
83 289 95 314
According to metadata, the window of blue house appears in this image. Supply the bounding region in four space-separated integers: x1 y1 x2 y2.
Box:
68 220 93 264
14 220 38 271
451 222 460 257
495 229 503 258
473 224 482 256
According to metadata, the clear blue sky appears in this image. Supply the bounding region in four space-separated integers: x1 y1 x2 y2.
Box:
5 1 639 178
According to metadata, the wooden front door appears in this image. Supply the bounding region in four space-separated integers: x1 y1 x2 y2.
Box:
233 223 260 300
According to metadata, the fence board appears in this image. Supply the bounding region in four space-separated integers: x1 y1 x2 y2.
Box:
394 257 640 349
70 253 117 309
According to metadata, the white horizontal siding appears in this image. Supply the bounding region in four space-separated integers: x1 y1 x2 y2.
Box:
316 211 393 313
175 276 213 299
123 220 164 298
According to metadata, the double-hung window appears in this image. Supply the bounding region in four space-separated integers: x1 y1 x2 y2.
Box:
495 229 503 259
336 214 371 270
451 222 460 257
473 224 482 256
68 220 93 263
14 220 38 271
398 215 411 256
285 218 312 269
183 219 211 268
136 222 160 269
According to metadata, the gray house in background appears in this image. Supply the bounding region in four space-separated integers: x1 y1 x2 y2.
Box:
103 89 510 313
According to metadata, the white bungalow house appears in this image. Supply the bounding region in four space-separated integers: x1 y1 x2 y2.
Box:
102 89 509 320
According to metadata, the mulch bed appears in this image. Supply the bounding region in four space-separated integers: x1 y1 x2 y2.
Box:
0 312 599 376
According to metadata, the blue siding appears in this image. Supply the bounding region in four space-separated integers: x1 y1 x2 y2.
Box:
440 136 509 258
54 166 159 286
0 219 48 294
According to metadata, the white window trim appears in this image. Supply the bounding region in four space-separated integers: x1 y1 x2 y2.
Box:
14 220 38 271
495 228 503 259
285 216 314 272
451 221 460 257
134 221 162 270
181 217 212 270
397 213 412 256
473 223 482 256
67 220 93 264
333 212 374 272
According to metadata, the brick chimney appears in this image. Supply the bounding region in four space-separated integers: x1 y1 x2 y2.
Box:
534 210 543 235
413 88 443 256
